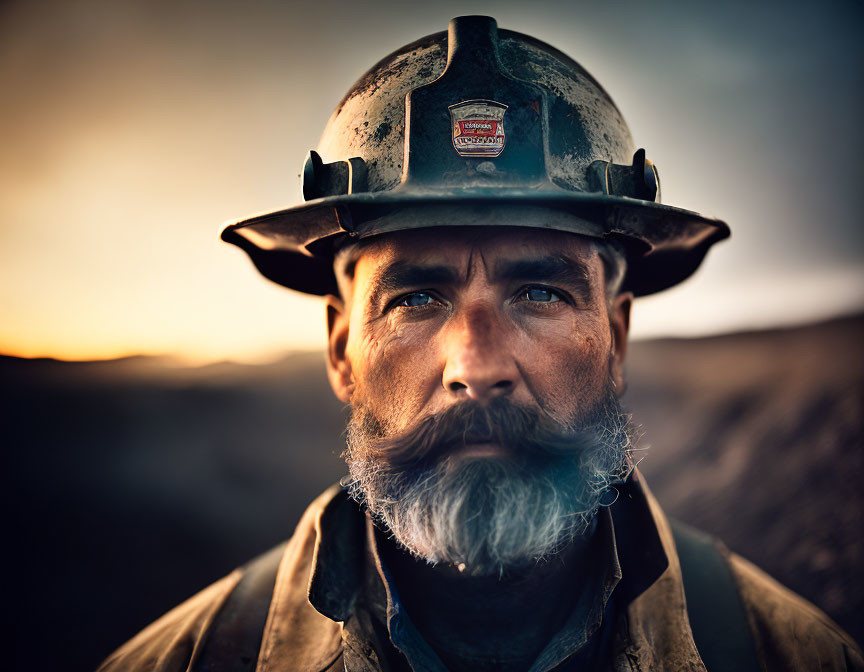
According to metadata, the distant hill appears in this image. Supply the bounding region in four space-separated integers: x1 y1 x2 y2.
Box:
627 314 863 649
3 314 862 670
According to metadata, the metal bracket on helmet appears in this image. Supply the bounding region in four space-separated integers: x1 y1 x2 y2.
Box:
402 16 549 188
587 149 661 203
302 150 368 201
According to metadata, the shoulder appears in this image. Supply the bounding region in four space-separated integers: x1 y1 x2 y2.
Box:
725 550 863 671
96 485 344 672
96 570 243 671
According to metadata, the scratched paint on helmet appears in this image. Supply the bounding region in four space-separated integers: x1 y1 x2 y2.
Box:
317 29 635 195
498 35 634 192
317 34 446 192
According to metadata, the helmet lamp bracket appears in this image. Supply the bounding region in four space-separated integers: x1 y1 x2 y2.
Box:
587 149 661 203
302 150 368 201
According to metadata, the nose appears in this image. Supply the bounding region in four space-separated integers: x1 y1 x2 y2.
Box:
441 303 519 401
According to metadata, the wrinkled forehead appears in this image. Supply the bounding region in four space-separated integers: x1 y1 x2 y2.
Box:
335 226 602 301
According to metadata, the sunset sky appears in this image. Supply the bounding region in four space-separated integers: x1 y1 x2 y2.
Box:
2 0 862 364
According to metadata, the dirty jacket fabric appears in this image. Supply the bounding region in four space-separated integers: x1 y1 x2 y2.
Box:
98 474 863 671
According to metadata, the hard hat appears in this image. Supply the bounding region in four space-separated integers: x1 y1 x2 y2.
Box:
221 15 729 297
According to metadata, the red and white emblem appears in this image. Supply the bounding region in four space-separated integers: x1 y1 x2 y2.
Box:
449 100 508 157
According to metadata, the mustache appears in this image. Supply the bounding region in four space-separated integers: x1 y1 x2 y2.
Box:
349 396 606 473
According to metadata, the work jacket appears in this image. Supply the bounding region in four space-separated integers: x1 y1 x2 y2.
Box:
98 473 863 671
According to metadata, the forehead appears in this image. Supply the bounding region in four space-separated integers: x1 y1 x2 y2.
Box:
342 226 599 287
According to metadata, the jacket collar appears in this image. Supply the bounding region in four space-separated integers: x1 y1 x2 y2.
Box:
609 470 669 604
256 471 706 672
308 471 670 617
616 471 706 671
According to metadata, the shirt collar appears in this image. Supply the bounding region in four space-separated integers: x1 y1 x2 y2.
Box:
526 505 622 672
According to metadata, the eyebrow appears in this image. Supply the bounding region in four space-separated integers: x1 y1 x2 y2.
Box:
366 255 594 306
368 261 462 306
493 255 594 301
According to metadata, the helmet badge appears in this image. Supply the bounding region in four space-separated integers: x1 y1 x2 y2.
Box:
449 100 508 157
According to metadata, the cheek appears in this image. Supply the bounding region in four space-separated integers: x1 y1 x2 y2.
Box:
516 314 612 417
349 321 442 433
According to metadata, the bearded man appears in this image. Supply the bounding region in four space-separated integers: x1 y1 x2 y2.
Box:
98 16 862 672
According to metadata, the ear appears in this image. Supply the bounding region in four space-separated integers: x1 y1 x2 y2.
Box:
325 294 354 404
609 292 633 396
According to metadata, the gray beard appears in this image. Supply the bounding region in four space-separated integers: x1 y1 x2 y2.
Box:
343 387 635 577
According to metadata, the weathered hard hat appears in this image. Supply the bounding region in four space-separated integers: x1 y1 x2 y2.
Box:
221 15 729 297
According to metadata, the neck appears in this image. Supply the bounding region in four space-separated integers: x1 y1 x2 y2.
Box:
375 523 599 672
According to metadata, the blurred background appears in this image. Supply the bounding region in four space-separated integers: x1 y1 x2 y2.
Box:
1 0 862 669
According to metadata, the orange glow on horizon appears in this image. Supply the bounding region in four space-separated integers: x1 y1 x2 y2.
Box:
1 1 861 365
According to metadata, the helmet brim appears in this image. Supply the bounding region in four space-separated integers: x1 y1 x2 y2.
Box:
221 188 729 297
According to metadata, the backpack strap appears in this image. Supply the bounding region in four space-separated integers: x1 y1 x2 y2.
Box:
193 542 287 672
670 519 761 672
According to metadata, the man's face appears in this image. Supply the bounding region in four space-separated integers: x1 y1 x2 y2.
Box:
326 225 634 575
328 226 629 423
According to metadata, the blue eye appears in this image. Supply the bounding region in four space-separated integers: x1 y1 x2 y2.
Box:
523 287 560 302
398 292 434 307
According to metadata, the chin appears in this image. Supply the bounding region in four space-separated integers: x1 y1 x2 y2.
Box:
358 456 599 576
